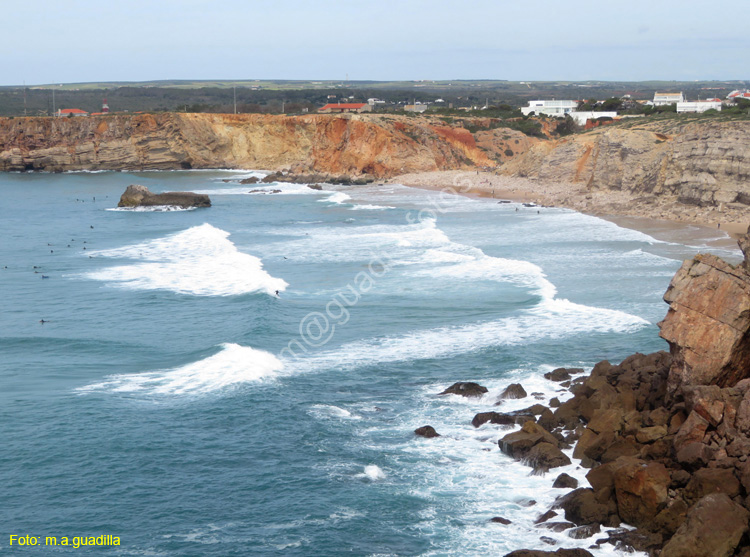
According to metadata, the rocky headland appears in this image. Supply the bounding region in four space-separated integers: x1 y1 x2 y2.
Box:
421 233 750 556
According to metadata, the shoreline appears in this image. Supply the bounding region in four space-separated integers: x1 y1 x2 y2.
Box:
388 170 746 251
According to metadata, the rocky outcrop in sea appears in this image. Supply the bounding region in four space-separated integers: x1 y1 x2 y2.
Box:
117 184 211 208
427 232 750 556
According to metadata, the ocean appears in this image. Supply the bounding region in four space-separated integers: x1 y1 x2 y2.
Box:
0 170 739 556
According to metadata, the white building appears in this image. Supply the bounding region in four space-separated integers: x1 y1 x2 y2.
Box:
521 100 578 117
676 101 722 113
652 92 685 106
404 104 428 113
568 111 618 125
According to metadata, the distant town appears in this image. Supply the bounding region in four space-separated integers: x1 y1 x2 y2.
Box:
1 80 748 128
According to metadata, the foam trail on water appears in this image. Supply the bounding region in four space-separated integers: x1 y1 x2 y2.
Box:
84 223 287 296
77 344 283 395
105 206 196 212
285 300 647 373
319 192 351 204
192 183 323 196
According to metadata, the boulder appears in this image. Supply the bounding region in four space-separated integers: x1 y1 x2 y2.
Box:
414 425 440 438
544 368 576 382
500 383 528 399
534 510 558 524
117 184 211 208
552 473 578 489
683 467 741 504
568 523 600 539
660 494 750 557
556 488 613 526
673 410 710 452
611 457 670 528
439 382 488 398
490 516 511 524
500 421 559 459
471 411 516 428
524 442 571 472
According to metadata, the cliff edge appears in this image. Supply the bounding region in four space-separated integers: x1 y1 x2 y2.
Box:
0 113 516 177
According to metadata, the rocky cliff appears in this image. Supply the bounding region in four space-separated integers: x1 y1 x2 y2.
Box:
501 120 750 210
426 234 750 556
0 113 524 177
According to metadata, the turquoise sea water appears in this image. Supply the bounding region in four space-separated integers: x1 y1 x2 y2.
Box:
0 171 739 555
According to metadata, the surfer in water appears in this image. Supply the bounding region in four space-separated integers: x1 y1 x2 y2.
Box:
275 290 280 297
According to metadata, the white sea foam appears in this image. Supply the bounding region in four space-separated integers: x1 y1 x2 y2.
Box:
349 204 394 210
320 192 351 204
344 370 645 556
105 206 197 212
83 223 287 296
308 404 360 420
286 300 647 372
192 183 323 196
77 343 282 395
361 465 386 481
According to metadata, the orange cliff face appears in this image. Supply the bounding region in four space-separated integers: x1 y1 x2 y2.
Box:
0 113 525 177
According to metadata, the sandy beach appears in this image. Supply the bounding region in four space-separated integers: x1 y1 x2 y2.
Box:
390 170 747 250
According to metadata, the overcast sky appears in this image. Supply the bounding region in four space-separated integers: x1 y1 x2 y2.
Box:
2 0 748 86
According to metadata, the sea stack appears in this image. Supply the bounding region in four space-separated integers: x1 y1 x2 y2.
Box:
117 184 211 208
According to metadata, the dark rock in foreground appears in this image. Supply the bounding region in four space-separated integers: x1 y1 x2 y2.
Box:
118 184 210 208
439 382 488 398
414 425 440 438
500 383 528 399
505 549 594 557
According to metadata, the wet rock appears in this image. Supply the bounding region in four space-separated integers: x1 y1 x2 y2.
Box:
439 382 488 398
660 494 750 557
534 510 558 524
500 421 559 460
500 383 528 399
545 368 573 382
117 184 211 208
505 550 594 557
471 411 516 428
556 488 612 526
307 183 323 190
490 516 511 524
537 408 557 431
549 397 561 408
568 524 600 539
539 522 575 532
602 529 663 553
239 176 259 184
525 442 572 472
552 473 578 489
414 425 440 438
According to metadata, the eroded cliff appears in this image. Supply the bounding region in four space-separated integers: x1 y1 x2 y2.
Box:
0 113 522 177
501 120 750 210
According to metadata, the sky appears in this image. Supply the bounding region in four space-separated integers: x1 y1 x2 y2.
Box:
1 0 748 86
